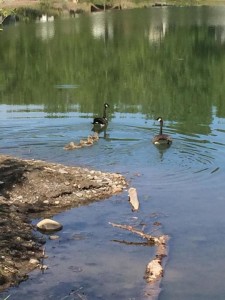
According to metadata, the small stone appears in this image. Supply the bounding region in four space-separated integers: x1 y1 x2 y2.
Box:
29 258 39 265
95 179 103 184
58 168 68 174
95 171 102 175
113 187 122 193
40 264 48 271
36 219 63 232
49 235 59 240
113 174 121 178
76 192 83 197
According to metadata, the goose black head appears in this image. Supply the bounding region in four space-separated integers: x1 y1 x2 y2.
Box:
156 117 163 122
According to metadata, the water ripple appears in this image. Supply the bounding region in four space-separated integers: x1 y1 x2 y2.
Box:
114 123 224 190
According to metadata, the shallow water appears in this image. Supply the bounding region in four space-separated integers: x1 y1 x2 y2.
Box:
1 5 225 300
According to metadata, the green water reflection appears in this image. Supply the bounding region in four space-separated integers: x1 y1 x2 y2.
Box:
1 7 225 130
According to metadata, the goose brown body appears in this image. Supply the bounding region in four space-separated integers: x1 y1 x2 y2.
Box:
92 103 109 127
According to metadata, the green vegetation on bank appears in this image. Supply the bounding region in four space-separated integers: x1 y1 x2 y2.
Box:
1 0 225 23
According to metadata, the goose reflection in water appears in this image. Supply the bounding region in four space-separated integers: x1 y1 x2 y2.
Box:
155 143 171 161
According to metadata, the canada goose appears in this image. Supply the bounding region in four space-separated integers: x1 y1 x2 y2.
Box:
92 103 109 127
152 117 172 145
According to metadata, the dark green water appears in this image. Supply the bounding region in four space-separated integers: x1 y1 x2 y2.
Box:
1 6 225 300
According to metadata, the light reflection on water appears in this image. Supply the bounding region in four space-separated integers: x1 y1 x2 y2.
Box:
1 104 225 299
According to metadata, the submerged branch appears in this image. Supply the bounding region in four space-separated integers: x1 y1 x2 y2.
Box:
111 239 152 246
109 221 169 287
109 222 168 246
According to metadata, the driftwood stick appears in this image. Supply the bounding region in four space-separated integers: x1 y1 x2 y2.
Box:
128 187 140 211
109 222 167 245
109 221 169 286
144 257 163 283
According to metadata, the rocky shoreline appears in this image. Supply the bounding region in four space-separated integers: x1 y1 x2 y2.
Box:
0 154 127 292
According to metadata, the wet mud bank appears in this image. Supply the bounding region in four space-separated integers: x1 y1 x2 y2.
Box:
0 154 127 292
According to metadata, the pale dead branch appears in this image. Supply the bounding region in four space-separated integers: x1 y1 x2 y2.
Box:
128 187 140 211
109 221 170 289
108 222 168 245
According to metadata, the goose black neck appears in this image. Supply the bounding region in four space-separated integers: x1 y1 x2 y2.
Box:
103 106 107 118
159 120 163 135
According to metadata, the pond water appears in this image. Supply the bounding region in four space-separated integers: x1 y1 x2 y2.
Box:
1 5 225 300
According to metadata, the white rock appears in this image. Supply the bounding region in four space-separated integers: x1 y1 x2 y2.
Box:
40 264 48 271
49 235 59 240
36 219 63 232
29 258 39 265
